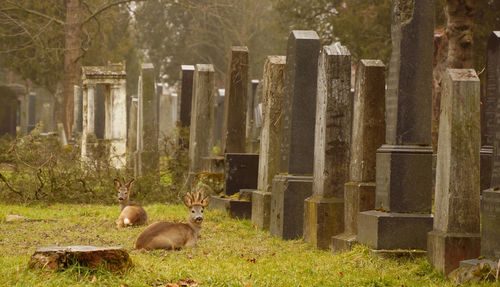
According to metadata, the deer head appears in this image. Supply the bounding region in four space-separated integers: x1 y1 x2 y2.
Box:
114 179 135 206
184 189 210 226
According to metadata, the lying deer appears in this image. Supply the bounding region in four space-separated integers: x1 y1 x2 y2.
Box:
134 190 210 250
115 179 147 227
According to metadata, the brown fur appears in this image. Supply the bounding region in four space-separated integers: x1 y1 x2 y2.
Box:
134 190 209 250
114 179 147 227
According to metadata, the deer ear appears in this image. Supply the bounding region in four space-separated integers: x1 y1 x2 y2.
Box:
126 179 135 190
184 193 192 207
113 179 121 190
201 195 210 207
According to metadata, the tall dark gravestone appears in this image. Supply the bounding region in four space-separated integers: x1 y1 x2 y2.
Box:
179 65 195 128
27 93 36 132
357 0 434 250
270 30 319 240
482 31 500 261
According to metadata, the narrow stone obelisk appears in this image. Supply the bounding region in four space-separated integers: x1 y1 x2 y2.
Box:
270 30 319 240
427 69 481 275
357 0 434 250
188 64 215 175
303 42 352 249
331 59 386 252
222 46 249 154
251 56 286 230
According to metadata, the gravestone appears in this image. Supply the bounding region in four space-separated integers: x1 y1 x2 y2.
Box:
427 69 481 275
27 93 36 132
188 64 215 175
0 86 18 137
303 42 352 250
331 59 386 252
270 30 319 240
246 79 260 152
251 56 286 230
481 31 500 261
159 90 175 140
212 89 225 148
179 65 195 128
137 63 159 176
128 97 138 170
357 0 434 250
222 46 249 154
481 32 500 191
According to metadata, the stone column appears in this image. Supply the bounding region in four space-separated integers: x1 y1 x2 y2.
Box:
270 30 320 240
222 46 249 154
303 43 352 249
179 65 195 128
128 97 138 169
138 63 159 175
81 84 95 161
481 31 500 261
331 60 386 252
251 56 286 230
427 69 481 275
188 64 215 175
357 0 434 250
108 82 127 168
73 85 82 133
87 85 96 135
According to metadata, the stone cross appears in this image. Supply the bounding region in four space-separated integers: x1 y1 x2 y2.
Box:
427 69 481 275
188 64 215 175
357 0 434 250
270 30 319 240
303 42 352 249
331 59 386 252
252 56 286 230
222 46 249 154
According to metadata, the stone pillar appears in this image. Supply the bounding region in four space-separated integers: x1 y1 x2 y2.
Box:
270 30 320 240
137 64 159 175
128 97 138 169
108 82 127 168
357 0 434 250
222 46 249 154
251 56 286 230
81 84 95 160
212 89 225 148
73 85 82 133
303 43 352 249
427 69 481 275
481 31 500 261
331 60 386 252
484 32 500 190
188 64 215 175
179 65 195 128
246 79 260 152
27 93 36 132
87 85 95 135
159 92 175 140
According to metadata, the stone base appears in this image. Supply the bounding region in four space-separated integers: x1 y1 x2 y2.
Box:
224 153 259 196
481 188 500 259
331 233 358 253
357 210 433 250
208 196 251 219
427 230 481 275
251 190 271 230
201 156 225 173
270 175 312 240
303 195 343 249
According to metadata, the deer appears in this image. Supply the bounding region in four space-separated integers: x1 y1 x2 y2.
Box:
114 179 147 227
134 189 210 250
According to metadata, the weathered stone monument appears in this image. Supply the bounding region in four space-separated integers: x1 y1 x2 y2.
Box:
188 64 215 176
481 31 500 261
246 79 261 152
212 89 225 148
427 69 481 275
128 97 138 170
222 46 249 154
331 60 386 252
251 56 286 230
270 30 319 240
27 92 36 133
136 63 159 176
72 85 82 134
159 88 176 140
0 86 18 137
303 42 352 249
178 65 195 128
81 63 127 168
357 0 434 250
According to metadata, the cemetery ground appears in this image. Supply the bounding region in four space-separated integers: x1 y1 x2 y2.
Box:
0 203 486 287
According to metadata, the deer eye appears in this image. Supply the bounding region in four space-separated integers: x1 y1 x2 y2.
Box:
201 210 204 213
191 210 195 213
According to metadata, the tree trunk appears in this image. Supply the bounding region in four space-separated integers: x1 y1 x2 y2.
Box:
444 0 477 69
63 0 82 139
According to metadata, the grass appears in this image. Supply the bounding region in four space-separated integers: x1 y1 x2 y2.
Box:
0 203 495 287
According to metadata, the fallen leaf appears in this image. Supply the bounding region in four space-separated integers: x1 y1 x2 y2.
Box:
247 258 257 263
338 272 343 277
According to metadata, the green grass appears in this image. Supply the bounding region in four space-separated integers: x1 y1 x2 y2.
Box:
0 203 495 287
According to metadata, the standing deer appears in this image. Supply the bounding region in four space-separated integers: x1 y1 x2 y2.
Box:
134 189 210 250
115 179 147 227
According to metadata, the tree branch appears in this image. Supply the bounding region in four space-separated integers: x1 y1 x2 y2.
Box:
0 172 23 198
5 0 64 25
81 0 148 26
